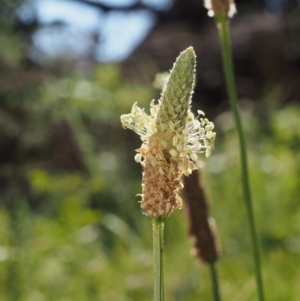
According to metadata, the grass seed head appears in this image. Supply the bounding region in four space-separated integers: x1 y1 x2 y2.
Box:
121 47 216 219
204 0 236 18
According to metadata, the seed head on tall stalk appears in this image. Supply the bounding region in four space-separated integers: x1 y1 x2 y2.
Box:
202 1 266 300
121 47 215 301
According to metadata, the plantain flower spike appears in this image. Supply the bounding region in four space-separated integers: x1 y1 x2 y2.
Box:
121 47 216 219
204 0 236 18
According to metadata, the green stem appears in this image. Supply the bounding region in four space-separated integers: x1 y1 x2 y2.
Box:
152 218 164 301
215 14 265 301
209 261 221 301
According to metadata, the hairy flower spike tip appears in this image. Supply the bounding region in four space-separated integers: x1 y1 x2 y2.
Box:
204 0 236 18
120 47 216 219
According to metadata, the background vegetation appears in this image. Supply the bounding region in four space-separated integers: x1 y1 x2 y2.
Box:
0 0 300 300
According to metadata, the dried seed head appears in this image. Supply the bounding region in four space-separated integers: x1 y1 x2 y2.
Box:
183 169 220 263
121 47 216 219
139 133 183 218
204 0 236 18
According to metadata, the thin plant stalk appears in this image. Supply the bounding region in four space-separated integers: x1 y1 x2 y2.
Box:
209 261 221 301
121 48 215 301
215 14 265 301
183 170 222 300
152 218 164 301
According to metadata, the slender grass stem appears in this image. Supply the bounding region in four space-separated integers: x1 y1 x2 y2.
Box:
209 261 221 301
152 218 164 301
215 14 265 301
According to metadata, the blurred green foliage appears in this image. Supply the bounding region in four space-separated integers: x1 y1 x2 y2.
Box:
1 2 300 300
1 75 300 300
